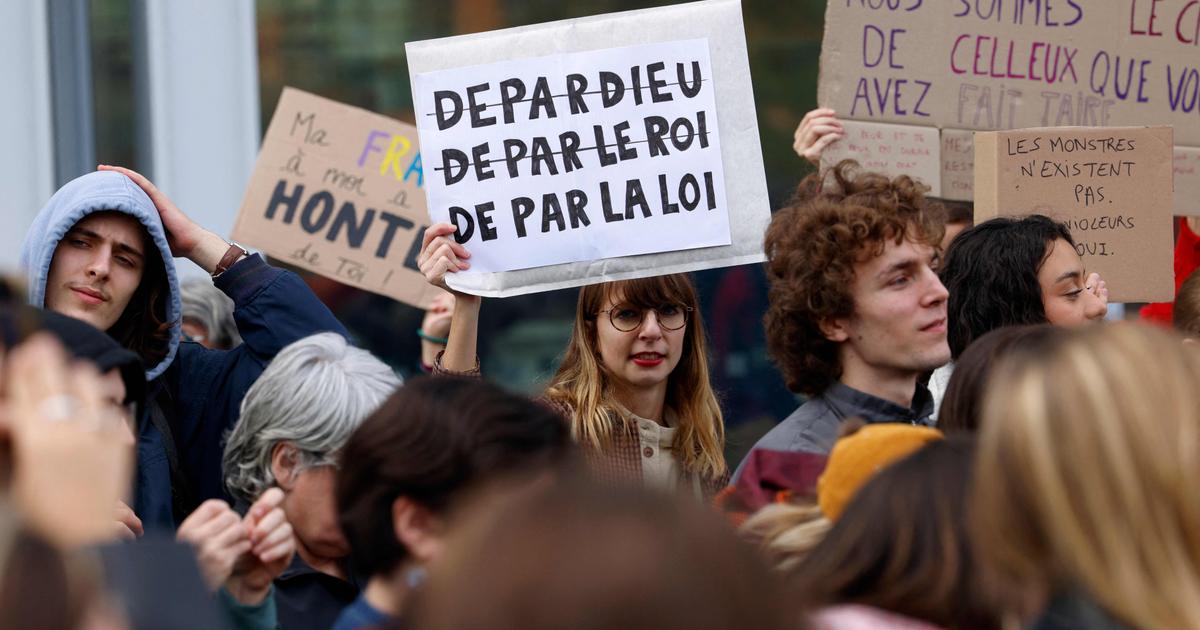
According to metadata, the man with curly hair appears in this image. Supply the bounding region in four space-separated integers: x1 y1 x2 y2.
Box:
733 162 950 480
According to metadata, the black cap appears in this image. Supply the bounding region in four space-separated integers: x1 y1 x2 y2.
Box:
0 306 147 411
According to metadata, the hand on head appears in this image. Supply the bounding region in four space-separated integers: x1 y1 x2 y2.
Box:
417 223 472 293
97 165 202 258
2 334 135 549
793 108 844 165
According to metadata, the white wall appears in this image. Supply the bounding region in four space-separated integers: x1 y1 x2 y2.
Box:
138 1 261 278
0 3 55 274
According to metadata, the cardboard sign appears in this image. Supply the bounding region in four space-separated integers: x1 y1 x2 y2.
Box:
1174 146 1200 216
406 0 770 297
232 88 443 308
940 129 975 202
412 39 730 275
818 1 1200 208
974 126 1174 302
822 120 941 195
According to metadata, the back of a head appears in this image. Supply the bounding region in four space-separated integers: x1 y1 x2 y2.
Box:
1174 268 1200 338
0 502 85 630
940 215 1073 358
936 324 1060 434
933 198 974 227
222 332 400 504
414 478 796 630
973 323 1200 628
763 160 946 396
792 437 998 630
337 377 575 579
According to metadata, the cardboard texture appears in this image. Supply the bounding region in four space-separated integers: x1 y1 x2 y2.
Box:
405 0 770 298
232 87 444 309
1174 147 1200 216
818 1 1200 206
974 126 1174 303
821 120 941 195
940 129 975 202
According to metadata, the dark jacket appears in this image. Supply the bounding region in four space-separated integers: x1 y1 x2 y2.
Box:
276 554 363 630
1030 592 1133 630
21 171 348 530
138 254 348 528
732 381 935 482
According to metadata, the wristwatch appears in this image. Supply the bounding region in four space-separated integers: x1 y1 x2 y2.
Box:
212 241 250 279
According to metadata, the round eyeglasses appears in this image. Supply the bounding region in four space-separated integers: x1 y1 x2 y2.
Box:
597 304 693 332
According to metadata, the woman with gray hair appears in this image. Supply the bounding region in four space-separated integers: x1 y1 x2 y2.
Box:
222 331 400 630
181 278 242 349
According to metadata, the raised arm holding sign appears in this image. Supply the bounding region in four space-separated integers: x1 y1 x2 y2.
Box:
413 39 732 276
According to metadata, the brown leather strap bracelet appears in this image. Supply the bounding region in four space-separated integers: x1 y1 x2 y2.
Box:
211 241 249 279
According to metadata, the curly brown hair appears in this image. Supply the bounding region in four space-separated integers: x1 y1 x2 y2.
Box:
764 160 945 396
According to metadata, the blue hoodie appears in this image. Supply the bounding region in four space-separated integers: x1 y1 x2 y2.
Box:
20 171 182 381
21 171 349 530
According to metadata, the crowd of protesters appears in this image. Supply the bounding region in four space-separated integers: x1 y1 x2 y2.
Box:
2 97 1200 630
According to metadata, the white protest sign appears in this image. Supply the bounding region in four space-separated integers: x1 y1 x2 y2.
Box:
407 0 770 297
413 40 729 274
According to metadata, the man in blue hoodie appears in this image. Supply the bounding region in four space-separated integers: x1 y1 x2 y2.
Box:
21 166 349 531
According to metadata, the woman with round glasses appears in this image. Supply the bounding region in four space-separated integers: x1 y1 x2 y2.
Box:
416 223 729 499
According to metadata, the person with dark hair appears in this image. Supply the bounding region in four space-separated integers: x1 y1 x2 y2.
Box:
19 166 348 537
938 198 974 249
332 377 574 630
413 477 795 630
939 215 1107 360
733 160 950 478
935 324 1061 434
931 215 1107 416
790 438 1001 630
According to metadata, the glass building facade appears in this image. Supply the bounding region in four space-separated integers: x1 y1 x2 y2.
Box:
80 0 827 464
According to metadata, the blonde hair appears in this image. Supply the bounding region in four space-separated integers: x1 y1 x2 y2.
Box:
544 274 726 479
739 502 831 573
973 323 1200 628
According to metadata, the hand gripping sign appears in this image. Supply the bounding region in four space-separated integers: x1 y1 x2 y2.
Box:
407 0 771 297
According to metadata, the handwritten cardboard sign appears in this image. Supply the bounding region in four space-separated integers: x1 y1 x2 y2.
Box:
974 126 1174 302
818 1 1200 211
940 129 976 203
406 0 770 297
1175 147 1200 216
822 120 941 195
232 87 443 308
